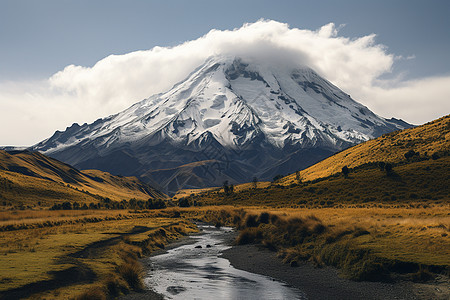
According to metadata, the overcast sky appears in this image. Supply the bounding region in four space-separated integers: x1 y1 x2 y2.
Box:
1 0 449 146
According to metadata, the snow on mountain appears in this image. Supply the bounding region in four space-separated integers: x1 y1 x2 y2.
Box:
31 56 411 194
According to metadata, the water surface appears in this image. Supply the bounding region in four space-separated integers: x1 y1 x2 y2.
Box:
144 225 306 299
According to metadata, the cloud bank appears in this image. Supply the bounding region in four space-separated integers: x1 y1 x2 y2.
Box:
1 20 449 145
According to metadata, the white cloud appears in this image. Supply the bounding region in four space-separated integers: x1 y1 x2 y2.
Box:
1 19 449 146
358 76 450 124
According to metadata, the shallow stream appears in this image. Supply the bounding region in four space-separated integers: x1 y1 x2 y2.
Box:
143 225 306 299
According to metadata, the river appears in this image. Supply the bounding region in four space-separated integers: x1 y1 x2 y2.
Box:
142 224 306 299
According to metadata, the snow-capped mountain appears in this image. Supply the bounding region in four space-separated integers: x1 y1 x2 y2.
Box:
31 56 411 194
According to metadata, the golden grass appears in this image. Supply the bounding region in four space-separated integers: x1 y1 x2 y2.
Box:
278 207 450 267
281 114 450 184
190 206 449 280
0 150 166 208
0 205 448 298
0 209 197 299
189 156 449 208
174 181 271 199
0 209 125 224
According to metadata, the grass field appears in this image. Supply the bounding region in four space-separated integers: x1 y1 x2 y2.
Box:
0 205 448 299
0 209 197 299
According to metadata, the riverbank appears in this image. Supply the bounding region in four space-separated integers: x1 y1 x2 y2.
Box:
120 225 220 300
122 218 448 300
222 243 448 300
0 209 199 300
125 225 305 299
119 231 200 300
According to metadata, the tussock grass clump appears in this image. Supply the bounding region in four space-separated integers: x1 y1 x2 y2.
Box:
235 227 263 245
194 207 248 228
235 212 327 250
117 259 144 291
244 214 259 228
278 247 312 265
319 243 389 281
104 275 128 298
258 212 270 224
76 286 107 300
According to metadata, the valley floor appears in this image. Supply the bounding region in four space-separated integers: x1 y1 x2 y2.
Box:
0 205 448 299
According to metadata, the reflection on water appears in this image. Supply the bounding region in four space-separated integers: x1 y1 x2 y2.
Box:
144 225 306 299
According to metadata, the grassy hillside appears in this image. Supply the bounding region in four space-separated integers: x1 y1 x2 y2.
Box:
183 156 449 207
185 156 450 207
173 181 271 199
0 150 166 208
279 114 449 184
178 114 449 207
174 116 449 202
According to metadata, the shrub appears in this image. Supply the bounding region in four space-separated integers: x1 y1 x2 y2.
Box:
313 223 326 234
342 166 349 178
432 152 440 160
385 163 394 176
258 212 270 224
178 197 191 207
245 214 259 227
223 180 230 195
235 228 262 245
147 198 166 209
404 150 417 161
104 276 127 297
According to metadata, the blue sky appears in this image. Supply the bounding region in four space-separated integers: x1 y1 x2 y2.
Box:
1 0 449 145
2 0 449 80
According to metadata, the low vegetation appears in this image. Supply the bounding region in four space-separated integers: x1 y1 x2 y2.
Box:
188 206 449 282
0 150 166 208
0 204 448 298
177 156 449 208
0 209 197 299
282 114 450 183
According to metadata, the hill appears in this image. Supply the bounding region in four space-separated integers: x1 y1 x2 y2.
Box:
279 114 449 184
0 150 166 208
189 156 449 207
177 115 449 207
